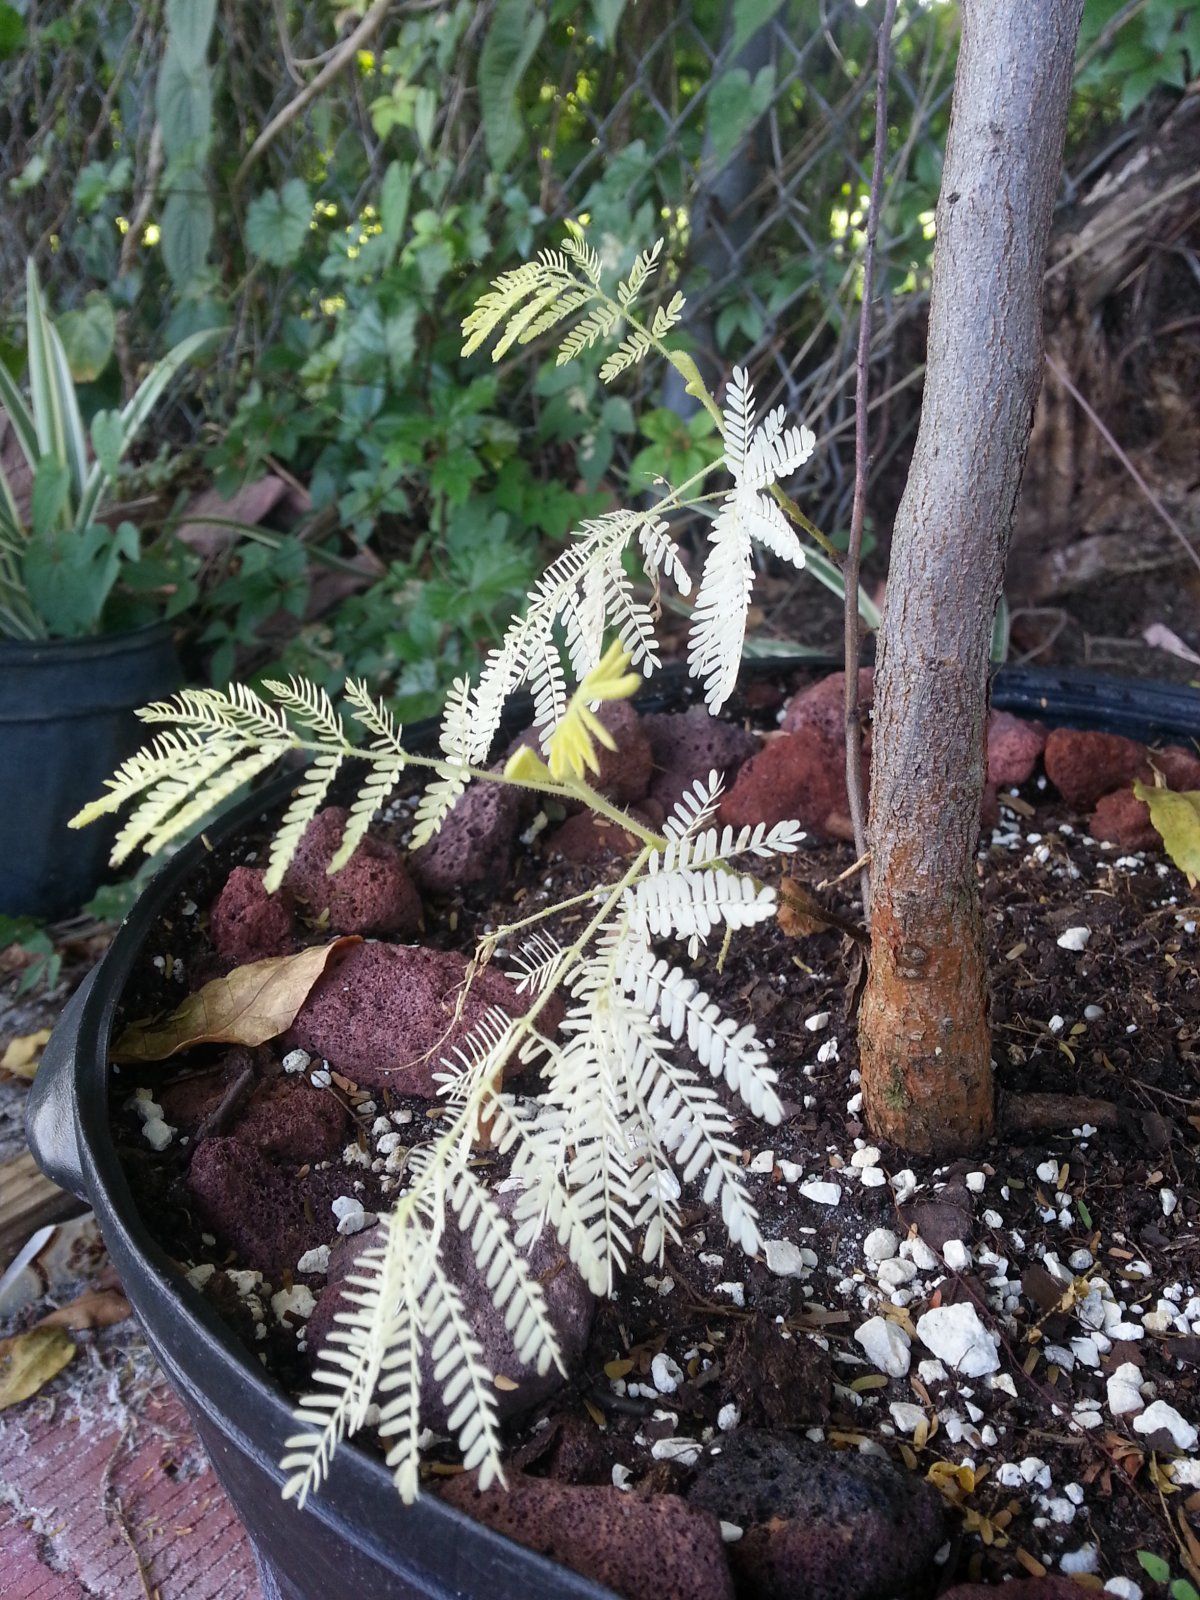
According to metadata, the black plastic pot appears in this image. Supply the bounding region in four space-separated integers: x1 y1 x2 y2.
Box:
0 624 181 918
24 662 1200 1600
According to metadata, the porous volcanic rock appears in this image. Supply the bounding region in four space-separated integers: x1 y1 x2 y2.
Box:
440 1473 734 1600
588 700 654 804
307 1192 594 1428
210 866 296 964
1089 786 1161 852
987 710 1046 787
940 1584 1088 1600
186 1136 375 1282
641 706 760 814
687 1429 944 1600
284 807 421 936
781 669 874 743
231 1074 349 1164
410 781 521 895
717 728 854 840
284 941 555 1096
1043 729 1147 810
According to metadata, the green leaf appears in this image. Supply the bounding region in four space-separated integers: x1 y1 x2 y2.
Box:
590 0 626 45
731 0 784 53
23 523 124 636
1138 1552 1172 1586
30 458 69 536
380 161 412 249
478 0 546 172
91 411 124 481
161 189 214 288
1133 781 1200 877
165 0 215 70
1170 1580 1200 1600
55 293 116 382
0 3 26 60
705 64 775 168
156 52 212 162
245 179 312 267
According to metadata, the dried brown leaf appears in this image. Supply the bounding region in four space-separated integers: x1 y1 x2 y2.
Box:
114 938 360 1063
0 1325 75 1408
38 1289 131 1331
0 1028 52 1081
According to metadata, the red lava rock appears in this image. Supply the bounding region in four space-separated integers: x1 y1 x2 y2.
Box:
687 1429 944 1600
210 866 296 964
642 706 760 815
284 941 556 1096
308 1192 594 1428
186 1136 374 1281
1089 786 1161 852
718 727 854 841
781 668 874 742
589 700 654 803
440 1472 734 1600
987 710 1046 787
159 1052 248 1132
232 1075 349 1164
548 810 646 862
409 781 520 896
1043 728 1147 810
284 807 422 936
1146 743 1200 790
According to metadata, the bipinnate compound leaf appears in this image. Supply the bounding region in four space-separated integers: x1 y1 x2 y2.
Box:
114 937 360 1062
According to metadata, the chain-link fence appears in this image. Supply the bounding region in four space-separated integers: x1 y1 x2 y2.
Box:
2 0 958 531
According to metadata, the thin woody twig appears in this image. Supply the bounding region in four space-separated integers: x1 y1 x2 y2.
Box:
1045 353 1200 581
844 0 898 914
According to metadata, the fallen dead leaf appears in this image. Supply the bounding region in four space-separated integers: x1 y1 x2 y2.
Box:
0 1325 76 1408
1 1028 52 1080
37 1289 131 1331
114 937 360 1063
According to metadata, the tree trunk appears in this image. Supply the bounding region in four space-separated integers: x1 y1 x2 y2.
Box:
859 0 1084 1155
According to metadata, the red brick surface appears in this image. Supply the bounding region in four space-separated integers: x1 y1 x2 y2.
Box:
0 1359 261 1598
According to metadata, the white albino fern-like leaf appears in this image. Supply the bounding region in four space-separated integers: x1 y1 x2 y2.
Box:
688 367 817 713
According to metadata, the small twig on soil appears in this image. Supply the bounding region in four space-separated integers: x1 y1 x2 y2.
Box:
100 1425 157 1600
817 851 872 893
997 1092 1122 1136
193 1061 257 1143
843 0 897 915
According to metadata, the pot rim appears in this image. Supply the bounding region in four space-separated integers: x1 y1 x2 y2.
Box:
0 618 176 666
45 657 1200 1593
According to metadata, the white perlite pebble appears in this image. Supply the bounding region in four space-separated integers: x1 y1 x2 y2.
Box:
965 1172 986 1193
651 1437 701 1466
1104 1581 1143 1600
878 1259 918 1290
271 1284 316 1322
855 1316 912 1378
1084 1004 1104 1022
864 1227 899 1263
717 1403 740 1432
720 1522 744 1543
799 1180 842 1207
749 1149 775 1174
1057 926 1091 951
186 1263 215 1290
889 1402 926 1435
282 1049 311 1074
916 1303 1000 1377
1162 1189 1178 1217
764 1239 807 1279
651 1353 684 1394
890 1170 917 1204
1133 1401 1198 1452
804 1012 830 1032
715 1282 745 1308
942 1239 971 1272
859 1167 887 1188
1106 1363 1144 1418
297 1245 331 1275
331 1195 371 1235
850 1146 881 1169
816 1038 839 1064
1060 1547 1100 1576
142 1116 176 1151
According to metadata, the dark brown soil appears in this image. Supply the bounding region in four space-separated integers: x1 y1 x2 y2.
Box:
109 670 1200 1597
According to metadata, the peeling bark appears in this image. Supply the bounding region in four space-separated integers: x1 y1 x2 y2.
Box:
859 0 1084 1155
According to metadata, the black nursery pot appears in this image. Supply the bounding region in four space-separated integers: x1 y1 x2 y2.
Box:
24 662 1200 1600
0 624 181 918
